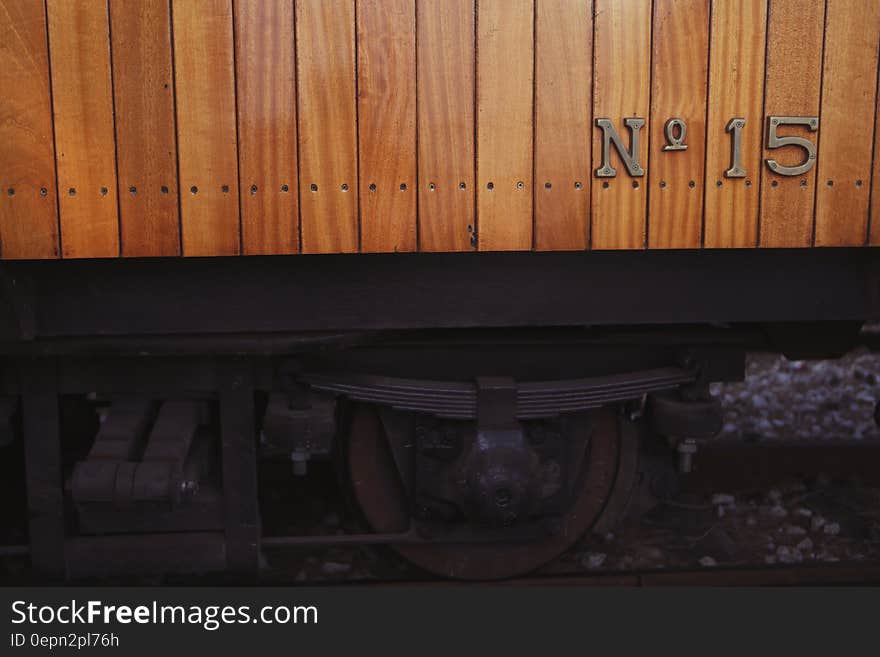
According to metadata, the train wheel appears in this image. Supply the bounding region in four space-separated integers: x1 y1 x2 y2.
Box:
346 403 629 580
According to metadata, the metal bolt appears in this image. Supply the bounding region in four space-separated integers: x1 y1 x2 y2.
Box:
677 438 698 474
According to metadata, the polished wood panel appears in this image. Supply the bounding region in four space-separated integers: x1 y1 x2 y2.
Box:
110 0 180 257
0 0 59 259
172 0 240 256
476 0 533 252
358 0 416 253
534 0 591 252
758 0 824 248
592 0 652 250
2 0 879 258
647 0 709 250
296 0 358 254
703 0 767 249
47 0 118 258
235 0 299 255
814 0 880 247
417 0 475 252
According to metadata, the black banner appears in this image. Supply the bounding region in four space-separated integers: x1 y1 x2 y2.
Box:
0 587 877 655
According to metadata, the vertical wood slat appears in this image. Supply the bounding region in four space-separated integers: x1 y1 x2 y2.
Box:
417 0 475 252
296 0 359 254
758 0 824 248
47 0 119 258
476 0 533 252
358 0 417 253
647 0 709 250
172 0 240 256
591 0 652 250
235 0 299 255
872 57 880 246
0 0 59 259
814 0 880 247
534 0 591 252
703 0 767 249
110 0 180 257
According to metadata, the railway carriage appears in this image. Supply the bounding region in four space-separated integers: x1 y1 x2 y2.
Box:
1 0 879 579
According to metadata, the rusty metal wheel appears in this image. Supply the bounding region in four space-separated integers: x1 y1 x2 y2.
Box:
347 403 626 580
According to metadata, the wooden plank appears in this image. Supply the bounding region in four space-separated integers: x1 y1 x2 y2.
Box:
476 0 533 252
47 0 118 258
872 61 880 246
110 0 180 257
703 0 767 249
296 0 358 254
591 0 652 250
534 0 591 251
814 0 880 247
647 0 709 250
357 0 416 253
235 0 299 255
172 0 240 256
758 0 824 248
417 0 475 252
0 0 59 259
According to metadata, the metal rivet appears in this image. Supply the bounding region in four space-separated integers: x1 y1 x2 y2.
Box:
856 180 863 187
190 186 198 194
602 181 609 189
40 187 48 196
632 181 639 189
544 182 552 189
129 186 137 194
100 187 108 196
6 188 14 196
310 184 318 192
827 180 833 187
745 180 752 188
161 185 169 194
574 181 582 190
487 182 494 191
771 180 778 188
688 180 696 189
250 184 258 195
459 182 467 190
369 183 376 192
400 183 407 191
281 184 289 192
69 187 76 196
516 181 524 190
221 184 229 193
659 181 667 189
716 180 722 187
800 179 807 187
428 182 436 191
341 183 349 192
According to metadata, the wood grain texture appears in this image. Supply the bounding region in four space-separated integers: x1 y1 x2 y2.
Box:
172 0 240 256
47 0 119 258
703 0 767 249
357 0 416 253
534 0 591 251
647 0 709 250
814 0 880 247
0 0 59 259
235 0 299 255
417 0 475 252
591 0 652 250
872 59 880 246
110 0 180 257
759 0 824 248
296 0 358 254
476 0 533 252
